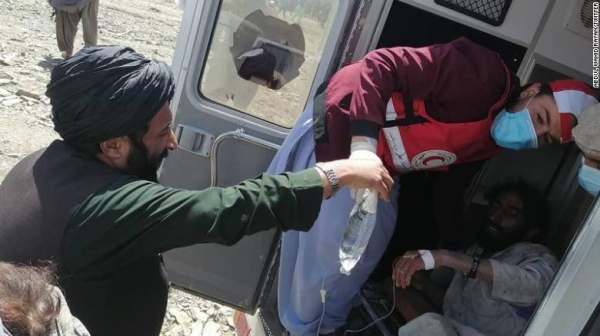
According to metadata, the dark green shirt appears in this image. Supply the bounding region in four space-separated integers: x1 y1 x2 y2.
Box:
61 169 323 279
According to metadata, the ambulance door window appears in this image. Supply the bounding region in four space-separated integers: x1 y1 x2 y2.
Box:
199 0 338 128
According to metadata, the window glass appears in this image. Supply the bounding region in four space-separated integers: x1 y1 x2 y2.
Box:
199 0 339 128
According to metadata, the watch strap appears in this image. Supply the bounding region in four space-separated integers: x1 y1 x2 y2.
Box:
466 254 481 279
315 163 340 198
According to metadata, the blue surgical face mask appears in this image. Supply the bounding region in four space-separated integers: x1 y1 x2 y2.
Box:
491 95 539 150
578 157 600 197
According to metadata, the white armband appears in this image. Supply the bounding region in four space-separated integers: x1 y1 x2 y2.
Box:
350 141 377 154
418 250 435 270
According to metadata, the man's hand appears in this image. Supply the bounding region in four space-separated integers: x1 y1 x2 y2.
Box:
393 250 446 288
317 159 393 201
393 251 425 289
349 148 380 161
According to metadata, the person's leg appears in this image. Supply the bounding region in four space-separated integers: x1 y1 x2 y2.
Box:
81 0 99 46
397 313 459 336
318 180 400 333
272 103 328 336
381 277 440 322
275 116 363 335
55 9 80 57
279 186 356 336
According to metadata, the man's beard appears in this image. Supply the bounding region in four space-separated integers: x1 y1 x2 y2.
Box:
476 222 525 254
125 141 168 182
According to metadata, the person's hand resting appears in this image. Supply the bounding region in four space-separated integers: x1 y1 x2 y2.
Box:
393 250 444 289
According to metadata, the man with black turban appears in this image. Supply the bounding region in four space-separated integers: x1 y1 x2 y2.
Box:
0 46 394 336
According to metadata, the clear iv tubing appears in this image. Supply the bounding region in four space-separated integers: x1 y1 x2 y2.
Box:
316 277 328 335
315 275 397 335
344 280 397 335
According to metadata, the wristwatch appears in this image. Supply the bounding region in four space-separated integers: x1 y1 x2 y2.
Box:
315 163 340 198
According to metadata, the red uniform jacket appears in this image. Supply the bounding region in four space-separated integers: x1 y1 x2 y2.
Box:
314 38 517 171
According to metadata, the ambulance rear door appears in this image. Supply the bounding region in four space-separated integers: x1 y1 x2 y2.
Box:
158 0 386 314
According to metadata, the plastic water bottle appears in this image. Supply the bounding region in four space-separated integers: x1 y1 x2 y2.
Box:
339 189 378 275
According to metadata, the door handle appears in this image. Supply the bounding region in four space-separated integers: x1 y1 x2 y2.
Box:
175 124 215 157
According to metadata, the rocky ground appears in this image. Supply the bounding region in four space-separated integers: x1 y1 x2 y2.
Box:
0 0 235 334
162 290 236 336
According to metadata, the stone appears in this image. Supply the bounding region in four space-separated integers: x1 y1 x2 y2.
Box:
2 98 20 106
166 324 186 336
0 95 18 101
227 315 235 328
0 88 10 97
0 79 11 86
21 96 38 103
34 119 53 128
190 321 205 336
16 89 40 100
191 307 203 321
171 308 192 325
207 307 216 316
0 58 11 66
197 311 209 323
202 321 220 336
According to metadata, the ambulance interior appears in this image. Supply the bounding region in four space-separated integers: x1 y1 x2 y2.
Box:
252 1 600 335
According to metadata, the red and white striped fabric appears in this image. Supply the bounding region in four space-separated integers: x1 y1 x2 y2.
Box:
550 80 598 143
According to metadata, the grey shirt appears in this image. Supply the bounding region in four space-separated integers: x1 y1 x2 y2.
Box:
48 0 94 12
443 242 558 336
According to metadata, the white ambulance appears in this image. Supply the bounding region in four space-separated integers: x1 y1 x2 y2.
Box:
161 0 600 335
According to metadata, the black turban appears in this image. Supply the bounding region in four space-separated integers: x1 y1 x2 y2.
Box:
46 46 175 144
